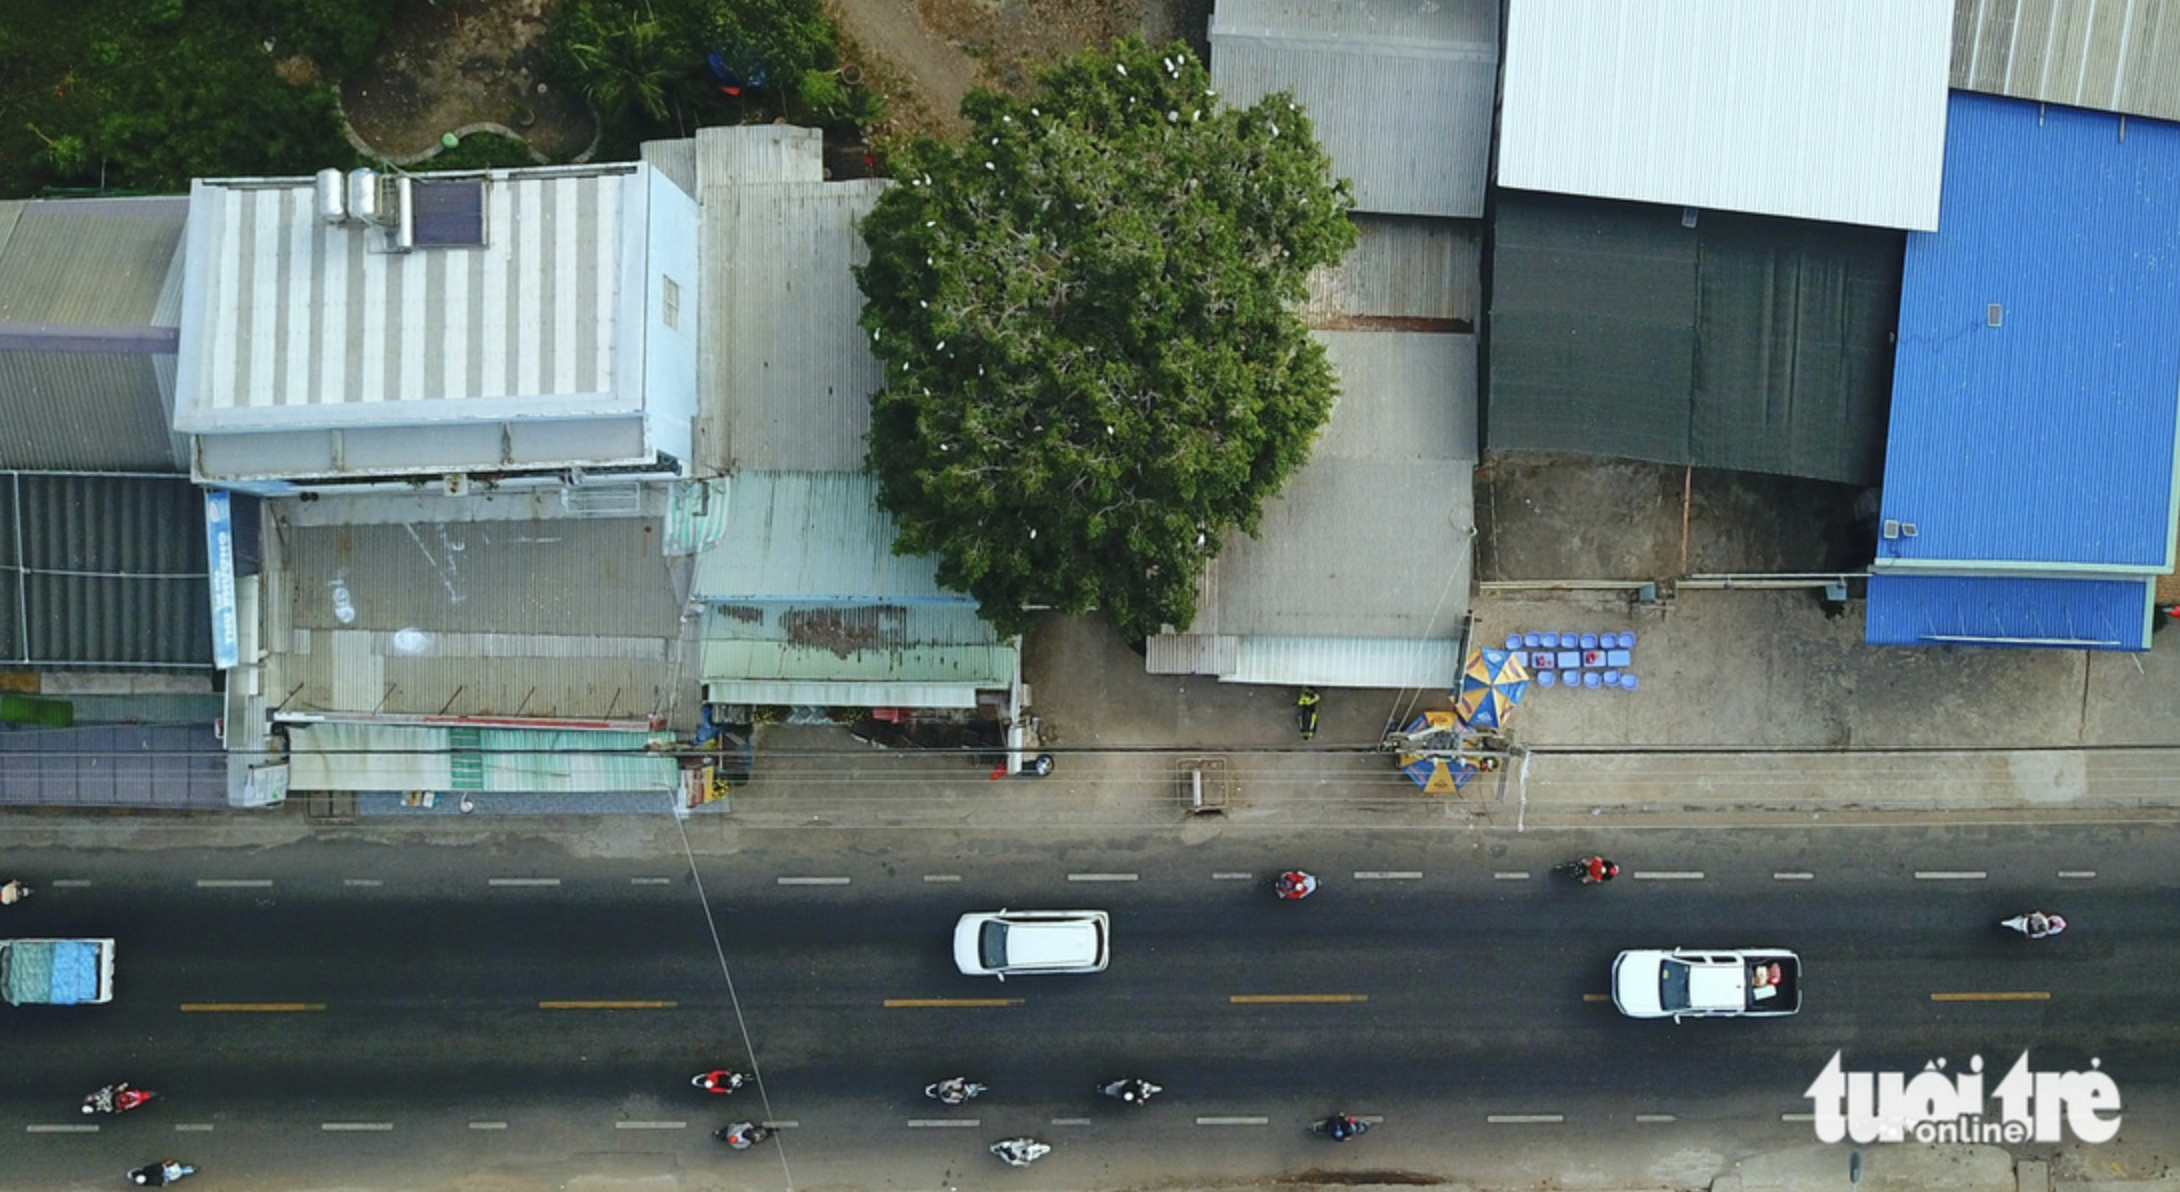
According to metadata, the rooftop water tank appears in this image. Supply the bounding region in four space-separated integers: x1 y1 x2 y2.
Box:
346 168 379 227
315 168 347 224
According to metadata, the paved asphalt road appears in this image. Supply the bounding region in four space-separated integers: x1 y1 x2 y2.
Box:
0 822 2172 1190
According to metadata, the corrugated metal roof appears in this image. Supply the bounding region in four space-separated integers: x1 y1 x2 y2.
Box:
0 473 210 668
690 472 968 603
1210 0 1499 218
1302 215 1480 325
0 197 188 326
175 165 697 483
268 514 684 718
641 137 698 198
701 179 887 472
700 640 1015 687
1878 93 2180 571
1486 191 1902 484
694 124 827 190
1497 0 1953 230
1226 634 1466 687
1951 0 2180 124
179 168 633 427
1177 330 1474 636
703 680 984 708
1866 573 2153 650
0 352 187 471
282 516 680 634
699 601 999 646
287 722 678 792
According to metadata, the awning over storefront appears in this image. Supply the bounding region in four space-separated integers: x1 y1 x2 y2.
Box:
286 722 679 793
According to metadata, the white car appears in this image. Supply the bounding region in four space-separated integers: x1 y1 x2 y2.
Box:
1611 948 1801 1020
953 910 1110 978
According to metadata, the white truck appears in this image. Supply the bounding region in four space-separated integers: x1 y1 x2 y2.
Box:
1611 947 1800 1020
0 938 116 1005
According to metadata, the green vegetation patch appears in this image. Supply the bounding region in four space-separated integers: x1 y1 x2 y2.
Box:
0 0 400 197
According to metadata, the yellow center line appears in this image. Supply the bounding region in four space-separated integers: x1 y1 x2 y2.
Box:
1229 994 1368 1005
884 997 1024 1008
1930 991 2051 1002
181 1003 325 1013
1582 993 1611 1002
538 1000 678 1010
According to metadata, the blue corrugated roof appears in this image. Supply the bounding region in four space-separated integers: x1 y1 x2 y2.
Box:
1866 574 2153 650
1878 92 2180 570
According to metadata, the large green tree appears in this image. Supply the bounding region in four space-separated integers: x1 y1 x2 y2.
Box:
856 38 1357 639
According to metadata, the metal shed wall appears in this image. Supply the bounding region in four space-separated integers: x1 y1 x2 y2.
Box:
1487 192 1902 484
1498 0 1953 230
1951 0 2180 123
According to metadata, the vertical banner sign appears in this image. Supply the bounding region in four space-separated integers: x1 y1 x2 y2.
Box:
204 490 240 670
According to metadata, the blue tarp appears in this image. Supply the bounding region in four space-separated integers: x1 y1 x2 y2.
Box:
48 940 101 1004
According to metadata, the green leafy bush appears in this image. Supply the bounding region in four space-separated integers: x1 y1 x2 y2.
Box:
855 39 1358 637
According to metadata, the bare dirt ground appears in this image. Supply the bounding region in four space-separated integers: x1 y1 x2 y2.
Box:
342 0 594 162
829 0 1209 140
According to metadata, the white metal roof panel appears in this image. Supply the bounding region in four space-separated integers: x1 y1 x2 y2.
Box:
1224 634 1465 687
690 472 969 604
1498 0 1953 230
701 179 887 472
1211 0 1500 217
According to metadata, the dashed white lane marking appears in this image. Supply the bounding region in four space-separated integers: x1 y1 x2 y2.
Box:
487 878 561 887
1357 1115 1385 1124
1195 1116 1270 1126
1068 873 1139 882
322 1122 394 1132
762 1120 799 1128
907 1119 980 1128
613 1121 687 1130
343 879 384 887
1050 1117 1094 1126
27 1125 98 1133
2058 870 2097 879
1914 871 1987 881
777 876 851 886
52 879 92 888
468 1122 508 1130
1635 1114 1677 1123
1487 1114 1565 1124
197 879 273 888
923 874 962 883
1494 871 1530 880
174 1124 215 1132
1631 871 1705 881
1773 872 1815 881
630 877 671 885
1781 1113 1817 1122
1354 871 1423 881
1212 872 1255 881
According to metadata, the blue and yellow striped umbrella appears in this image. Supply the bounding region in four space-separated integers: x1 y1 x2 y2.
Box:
1453 647 1530 731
